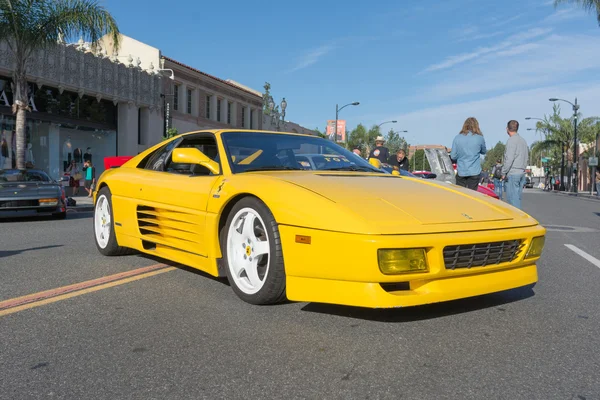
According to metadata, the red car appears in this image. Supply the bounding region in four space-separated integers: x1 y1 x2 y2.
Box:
413 170 499 199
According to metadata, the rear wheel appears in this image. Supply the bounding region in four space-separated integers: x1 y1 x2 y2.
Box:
94 187 132 256
221 197 286 305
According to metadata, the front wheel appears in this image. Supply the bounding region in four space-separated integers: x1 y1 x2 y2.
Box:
221 197 286 305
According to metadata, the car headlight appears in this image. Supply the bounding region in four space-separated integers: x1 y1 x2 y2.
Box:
378 249 429 275
524 236 545 259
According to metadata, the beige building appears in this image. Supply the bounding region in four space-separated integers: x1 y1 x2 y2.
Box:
100 34 264 137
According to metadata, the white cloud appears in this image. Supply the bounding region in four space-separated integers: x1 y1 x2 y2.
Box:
390 81 600 149
417 33 600 100
288 44 335 73
423 28 553 72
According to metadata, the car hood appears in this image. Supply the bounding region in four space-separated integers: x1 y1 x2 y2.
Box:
0 182 60 198
257 172 538 234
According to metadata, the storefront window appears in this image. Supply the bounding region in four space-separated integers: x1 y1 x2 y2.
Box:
0 115 116 182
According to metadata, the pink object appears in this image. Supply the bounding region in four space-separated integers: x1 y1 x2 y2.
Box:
478 184 499 199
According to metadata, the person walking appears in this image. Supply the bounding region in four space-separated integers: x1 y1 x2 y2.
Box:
369 136 390 164
83 160 96 198
595 170 600 197
502 120 529 209
450 117 487 190
492 159 504 198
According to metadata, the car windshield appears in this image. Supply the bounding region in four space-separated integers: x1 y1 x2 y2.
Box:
0 169 52 183
221 132 383 174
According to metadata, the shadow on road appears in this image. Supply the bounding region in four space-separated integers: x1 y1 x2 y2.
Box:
300 285 535 323
0 210 93 223
0 245 64 258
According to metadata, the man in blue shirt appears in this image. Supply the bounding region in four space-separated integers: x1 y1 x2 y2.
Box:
450 117 487 190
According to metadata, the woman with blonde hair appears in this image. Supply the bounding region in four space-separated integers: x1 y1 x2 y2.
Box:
450 117 487 190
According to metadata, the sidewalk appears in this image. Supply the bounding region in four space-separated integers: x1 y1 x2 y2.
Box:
66 195 95 211
546 189 600 202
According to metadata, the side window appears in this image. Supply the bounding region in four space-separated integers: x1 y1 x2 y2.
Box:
142 139 181 172
164 133 220 176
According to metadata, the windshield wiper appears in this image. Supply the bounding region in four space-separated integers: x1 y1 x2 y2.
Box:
241 166 304 173
323 165 381 172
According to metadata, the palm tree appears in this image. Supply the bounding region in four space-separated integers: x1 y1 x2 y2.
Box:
554 0 600 25
531 104 599 188
0 0 120 170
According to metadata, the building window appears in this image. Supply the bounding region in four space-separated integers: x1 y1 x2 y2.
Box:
217 99 221 122
241 107 245 128
227 102 232 124
173 84 179 111
205 95 211 119
187 88 192 114
250 108 253 129
137 108 142 145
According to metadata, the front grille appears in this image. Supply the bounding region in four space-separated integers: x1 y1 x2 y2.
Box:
0 199 39 208
443 240 524 270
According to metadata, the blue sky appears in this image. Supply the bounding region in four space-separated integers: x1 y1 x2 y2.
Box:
102 0 600 148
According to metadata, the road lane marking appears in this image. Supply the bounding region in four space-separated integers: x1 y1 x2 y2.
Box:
0 264 177 317
564 245 600 270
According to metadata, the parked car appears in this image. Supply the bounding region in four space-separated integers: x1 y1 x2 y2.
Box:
0 169 67 219
94 130 545 309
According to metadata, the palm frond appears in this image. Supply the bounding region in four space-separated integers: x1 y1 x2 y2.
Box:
554 0 600 25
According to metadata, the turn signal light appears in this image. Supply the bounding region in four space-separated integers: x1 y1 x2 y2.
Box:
378 249 429 275
525 236 545 259
39 198 58 206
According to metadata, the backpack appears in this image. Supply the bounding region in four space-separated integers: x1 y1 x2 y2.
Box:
493 165 503 179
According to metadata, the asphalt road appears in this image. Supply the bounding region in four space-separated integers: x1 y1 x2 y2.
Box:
0 191 599 400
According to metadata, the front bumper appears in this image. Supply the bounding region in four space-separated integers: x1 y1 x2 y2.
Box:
0 197 65 215
280 224 545 308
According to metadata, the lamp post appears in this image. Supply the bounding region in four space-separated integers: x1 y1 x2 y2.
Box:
377 120 397 128
550 98 579 193
334 102 359 143
267 96 288 131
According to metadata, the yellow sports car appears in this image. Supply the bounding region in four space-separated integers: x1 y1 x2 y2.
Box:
93 130 545 308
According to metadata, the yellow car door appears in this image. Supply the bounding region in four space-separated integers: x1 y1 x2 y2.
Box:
134 134 222 257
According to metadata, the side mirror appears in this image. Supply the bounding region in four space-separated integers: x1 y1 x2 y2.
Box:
172 148 220 175
368 158 382 168
391 170 401 176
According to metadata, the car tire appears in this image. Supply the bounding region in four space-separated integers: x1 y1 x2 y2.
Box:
94 187 132 256
221 197 286 305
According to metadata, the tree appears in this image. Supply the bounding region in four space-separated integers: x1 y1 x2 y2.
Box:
482 141 506 172
0 0 120 170
347 123 369 155
385 129 408 155
554 0 600 25
409 149 431 172
530 104 599 184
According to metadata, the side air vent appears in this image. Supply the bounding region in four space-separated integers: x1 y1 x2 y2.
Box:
136 205 203 255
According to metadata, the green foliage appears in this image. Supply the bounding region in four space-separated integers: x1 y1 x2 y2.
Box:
409 149 431 172
385 129 409 155
165 127 178 139
482 141 506 172
554 0 600 25
529 103 599 171
0 0 121 169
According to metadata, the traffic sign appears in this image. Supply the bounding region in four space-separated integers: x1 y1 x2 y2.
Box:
589 157 598 167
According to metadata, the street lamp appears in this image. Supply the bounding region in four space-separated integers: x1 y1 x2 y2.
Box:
550 97 579 193
377 120 397 128
334 102 359 143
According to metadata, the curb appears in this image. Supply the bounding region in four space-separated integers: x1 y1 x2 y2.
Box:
550 190 600 202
